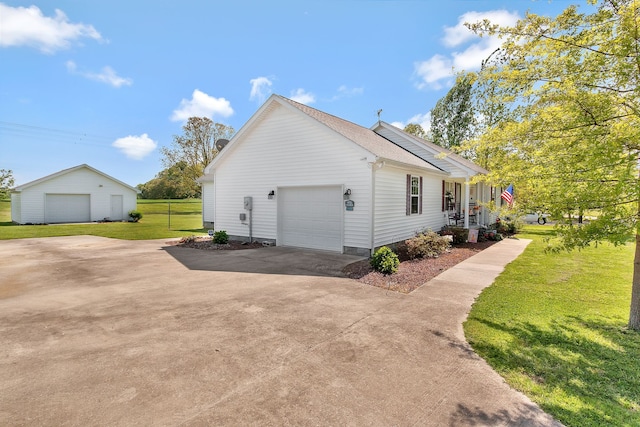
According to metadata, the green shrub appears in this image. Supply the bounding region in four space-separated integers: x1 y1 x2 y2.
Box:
213 230 229 244
481 229 503 241
370 246 399 275
405 230 451 259
128 210 143 222
490 219 520 236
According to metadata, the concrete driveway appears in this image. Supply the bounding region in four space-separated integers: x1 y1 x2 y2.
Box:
0 236 559 426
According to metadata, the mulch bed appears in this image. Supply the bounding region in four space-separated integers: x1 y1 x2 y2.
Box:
172 237 263 250
343 241 497 294
172 236 498 294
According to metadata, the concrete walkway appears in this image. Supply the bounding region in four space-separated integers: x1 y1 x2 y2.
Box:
0 236 563 426
401 237 563 426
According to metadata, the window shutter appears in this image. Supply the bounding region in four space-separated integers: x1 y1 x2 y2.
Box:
419 176 423 215
406 174 411 216
441 180 445 211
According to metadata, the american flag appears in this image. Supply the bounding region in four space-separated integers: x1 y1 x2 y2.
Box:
501 184 514 206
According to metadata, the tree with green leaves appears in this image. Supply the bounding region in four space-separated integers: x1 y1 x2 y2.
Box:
0 169 15 199
467 0 640 329
403 123 428 139
138 161 199 199
161 117 234 189
430 72 477 151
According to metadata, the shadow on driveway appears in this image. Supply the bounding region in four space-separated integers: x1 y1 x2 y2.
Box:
162 245 366 277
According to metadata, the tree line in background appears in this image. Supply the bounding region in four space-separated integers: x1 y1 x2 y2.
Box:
138 117 234 199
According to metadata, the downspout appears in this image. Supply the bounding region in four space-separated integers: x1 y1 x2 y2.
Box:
212 170 216 230
369 160 378 256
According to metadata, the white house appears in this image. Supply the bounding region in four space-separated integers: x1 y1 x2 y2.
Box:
11 164 138 224
200 95 495 255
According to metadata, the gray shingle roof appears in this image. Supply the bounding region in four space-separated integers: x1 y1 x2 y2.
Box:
277 96 442 172
393 124 488 175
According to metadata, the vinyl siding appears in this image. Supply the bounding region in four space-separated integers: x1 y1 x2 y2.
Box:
374 164 447 248
213 103 372 250
10 193 21 223
202 181 215 224
14 168 136 224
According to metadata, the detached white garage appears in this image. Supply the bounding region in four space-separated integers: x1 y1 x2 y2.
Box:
11 164 138 225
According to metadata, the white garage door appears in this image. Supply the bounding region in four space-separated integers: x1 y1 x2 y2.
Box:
278 186 343 252
45 194 90 223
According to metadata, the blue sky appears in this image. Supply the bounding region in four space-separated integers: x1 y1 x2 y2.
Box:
1 0 580 187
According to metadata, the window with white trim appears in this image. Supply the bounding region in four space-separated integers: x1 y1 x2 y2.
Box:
406 174 423 215
410 176 420 214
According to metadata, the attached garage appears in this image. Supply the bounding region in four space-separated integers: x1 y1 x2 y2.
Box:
199 95 488 256
45 194 91 223
278 186 343 252
11 164 138 225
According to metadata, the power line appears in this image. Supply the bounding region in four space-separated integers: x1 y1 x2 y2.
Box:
0 121 118 148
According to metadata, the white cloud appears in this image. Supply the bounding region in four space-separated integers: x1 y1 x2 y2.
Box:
338 85 364 97
66 60 132 87
290 88 315 105
414 55 454 90
249 76 273 103
112 134 157 160
442 10 518 47
170 89 234 122
330 85 364 101
0 4 102 53
451 37 503 71
415 9 520 90
391 112 431 133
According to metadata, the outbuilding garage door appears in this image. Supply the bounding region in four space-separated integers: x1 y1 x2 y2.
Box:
278 186 343 252
45 194 90 223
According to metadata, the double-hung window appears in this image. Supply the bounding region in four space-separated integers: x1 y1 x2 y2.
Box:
406 174 423 215
410 177 420 214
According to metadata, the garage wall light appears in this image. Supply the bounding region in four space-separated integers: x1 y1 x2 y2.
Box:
343 189 351 200
268 190 275 199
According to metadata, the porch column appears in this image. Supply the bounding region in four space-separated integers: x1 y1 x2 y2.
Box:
463 176 470 228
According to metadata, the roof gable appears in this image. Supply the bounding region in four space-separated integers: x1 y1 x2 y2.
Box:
372 122 488 176
204 95 442 174
12 164 138 193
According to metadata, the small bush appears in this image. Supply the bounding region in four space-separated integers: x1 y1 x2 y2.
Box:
481 229 503 241
405 230 451 259
128 210 143 222
440 226 468 244
490 219 520 236
213 230 229 244
370 246 400 275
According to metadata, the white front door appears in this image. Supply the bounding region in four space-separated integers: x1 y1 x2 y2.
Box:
278 186 343 252
110 195 124 220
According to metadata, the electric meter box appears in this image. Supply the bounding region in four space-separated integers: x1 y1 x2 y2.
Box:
244 196 253 210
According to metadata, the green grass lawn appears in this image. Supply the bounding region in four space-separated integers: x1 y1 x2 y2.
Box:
465 226 640 427
0 199 207 240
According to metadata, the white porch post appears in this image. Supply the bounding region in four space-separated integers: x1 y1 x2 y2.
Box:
463 176 470 228
480 182 486 226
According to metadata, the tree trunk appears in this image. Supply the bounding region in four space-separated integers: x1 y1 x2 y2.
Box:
630 232 640 330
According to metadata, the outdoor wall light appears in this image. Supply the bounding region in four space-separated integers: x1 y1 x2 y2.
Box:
268 190 275 199
343 188 351 200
